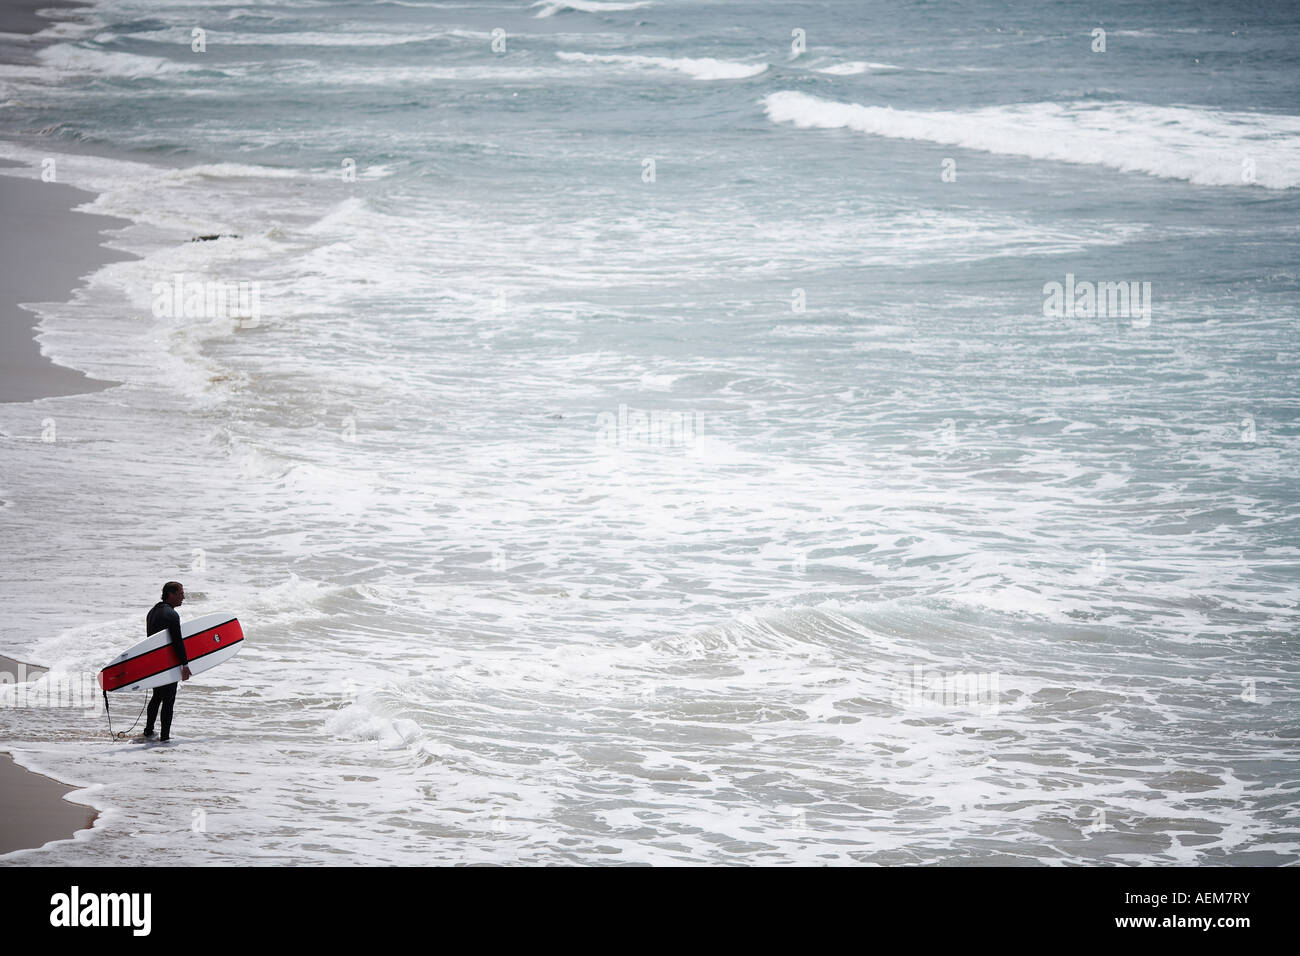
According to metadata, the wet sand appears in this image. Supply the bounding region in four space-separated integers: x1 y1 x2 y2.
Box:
0 172 135 403
1 654 97 856
0 0 89 39
0 751 97 856
0 0 134 402
1 0 110 856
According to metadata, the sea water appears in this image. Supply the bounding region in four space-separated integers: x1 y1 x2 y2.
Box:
0 0 1297 864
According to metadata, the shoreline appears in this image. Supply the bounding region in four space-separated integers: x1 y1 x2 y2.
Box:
0 751 98 858
1 0 107 859
0 1 89 40
0 0 136 405
1 656 98 857
0 169 136 404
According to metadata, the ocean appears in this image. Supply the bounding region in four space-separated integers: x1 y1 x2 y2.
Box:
0 0 1297 865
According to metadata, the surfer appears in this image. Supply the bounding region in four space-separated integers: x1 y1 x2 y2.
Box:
143 581 192 741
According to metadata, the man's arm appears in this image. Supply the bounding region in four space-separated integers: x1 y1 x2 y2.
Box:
167 608 192 679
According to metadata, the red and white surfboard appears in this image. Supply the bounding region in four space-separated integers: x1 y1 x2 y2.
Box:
98 612 245 693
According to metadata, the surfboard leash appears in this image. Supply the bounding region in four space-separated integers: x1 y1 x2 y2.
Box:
103 689 149 739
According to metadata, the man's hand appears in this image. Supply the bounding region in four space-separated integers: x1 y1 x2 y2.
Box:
181 665 192 681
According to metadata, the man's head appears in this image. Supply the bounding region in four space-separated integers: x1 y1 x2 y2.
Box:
162 581 184 607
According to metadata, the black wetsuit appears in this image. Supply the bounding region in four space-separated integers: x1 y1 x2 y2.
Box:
144 602 188 739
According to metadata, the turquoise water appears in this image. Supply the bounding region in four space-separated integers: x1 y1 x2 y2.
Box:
0 0 1297 865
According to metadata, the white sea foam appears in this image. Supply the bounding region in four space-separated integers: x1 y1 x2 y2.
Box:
114 26 485 47
533 0 654 17
764 90 1300 188
813 61 903 75
38 44 214 77
273 62 591 86
557 51 767 80
161 162 301 181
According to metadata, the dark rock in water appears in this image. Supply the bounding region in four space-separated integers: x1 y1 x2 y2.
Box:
191 233 241 242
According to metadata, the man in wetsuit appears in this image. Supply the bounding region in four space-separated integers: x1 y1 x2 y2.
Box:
143 581 192 741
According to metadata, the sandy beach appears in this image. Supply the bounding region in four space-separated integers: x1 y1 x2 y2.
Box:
1 0 114 855
0 751 96 856
0 0 88 40
1 655 96 856
0 0 132 404
0 170 134 404
0 164 125 852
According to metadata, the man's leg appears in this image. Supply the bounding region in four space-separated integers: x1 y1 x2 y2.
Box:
145 687 163 735
158 683 178 740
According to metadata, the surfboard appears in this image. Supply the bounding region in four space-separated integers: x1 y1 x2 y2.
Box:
98 612 245 693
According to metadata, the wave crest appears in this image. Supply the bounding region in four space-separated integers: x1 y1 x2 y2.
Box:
557 51 767 80
533 0 654 17
763 90 1300 188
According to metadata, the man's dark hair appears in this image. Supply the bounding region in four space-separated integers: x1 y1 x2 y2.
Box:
162 581 183 599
